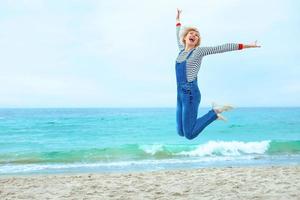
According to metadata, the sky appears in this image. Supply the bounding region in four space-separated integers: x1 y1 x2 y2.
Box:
0 0 299 108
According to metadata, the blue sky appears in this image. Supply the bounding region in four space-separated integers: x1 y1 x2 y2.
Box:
0 0 299 107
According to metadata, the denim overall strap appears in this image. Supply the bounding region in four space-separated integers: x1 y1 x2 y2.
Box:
186 48 195 59
178 49 185 55
175 49 195 84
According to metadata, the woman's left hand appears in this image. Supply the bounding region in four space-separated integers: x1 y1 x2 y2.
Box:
244 40 261 48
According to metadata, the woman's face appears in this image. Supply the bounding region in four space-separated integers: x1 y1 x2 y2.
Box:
184 31 200 47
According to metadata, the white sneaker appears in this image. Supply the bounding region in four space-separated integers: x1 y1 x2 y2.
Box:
212 102 234 114
217 113 227 122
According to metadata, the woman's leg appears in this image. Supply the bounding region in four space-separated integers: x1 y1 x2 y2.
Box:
182 93 199 139
176 92 184 137
182 87 217 140
190 110 218 138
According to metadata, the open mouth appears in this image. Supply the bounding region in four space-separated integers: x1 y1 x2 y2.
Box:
189 38 195 42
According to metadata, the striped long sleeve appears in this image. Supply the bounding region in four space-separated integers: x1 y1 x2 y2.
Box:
193 43 242 57
176 23 184 50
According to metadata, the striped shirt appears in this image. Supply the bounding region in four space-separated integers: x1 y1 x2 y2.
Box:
176 23 243 82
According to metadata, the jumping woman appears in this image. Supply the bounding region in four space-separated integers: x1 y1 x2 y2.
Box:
175 9 260 140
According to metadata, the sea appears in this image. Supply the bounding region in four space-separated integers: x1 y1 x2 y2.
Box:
0 108 299 175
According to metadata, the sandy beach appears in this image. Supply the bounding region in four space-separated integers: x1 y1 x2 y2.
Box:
0 166 299 200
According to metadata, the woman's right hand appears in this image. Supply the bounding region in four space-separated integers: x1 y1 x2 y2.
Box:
176 8 182 23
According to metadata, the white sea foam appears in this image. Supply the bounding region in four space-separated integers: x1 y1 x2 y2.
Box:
139 144 164 155
0 156 255 174
177 140 271 157
2 153 299 175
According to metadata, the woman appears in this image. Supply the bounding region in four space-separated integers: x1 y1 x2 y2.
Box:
175 9 260 140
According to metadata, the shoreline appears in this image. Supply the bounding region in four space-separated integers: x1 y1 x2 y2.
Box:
1 161 299 177
1 155 300 176
1 165 299 200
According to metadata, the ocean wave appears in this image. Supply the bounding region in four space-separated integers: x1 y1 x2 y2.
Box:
1 140 300 165
177 140 270 157
267 140 300 154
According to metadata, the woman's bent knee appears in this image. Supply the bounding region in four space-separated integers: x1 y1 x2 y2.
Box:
177 130 184 137
184 132 194 140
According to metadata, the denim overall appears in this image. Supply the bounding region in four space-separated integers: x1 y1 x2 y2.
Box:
176 49 217 140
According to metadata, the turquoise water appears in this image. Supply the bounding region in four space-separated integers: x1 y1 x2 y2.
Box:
0 108 299 175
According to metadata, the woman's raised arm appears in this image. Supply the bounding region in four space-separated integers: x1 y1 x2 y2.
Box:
176 9 184 50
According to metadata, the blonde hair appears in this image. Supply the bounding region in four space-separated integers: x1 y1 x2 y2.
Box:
181 27 201 47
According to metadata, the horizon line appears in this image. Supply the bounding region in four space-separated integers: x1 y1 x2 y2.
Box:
0 106 299 109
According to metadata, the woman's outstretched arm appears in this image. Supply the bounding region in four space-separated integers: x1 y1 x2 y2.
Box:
194 41 261 57
176 9 184 50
